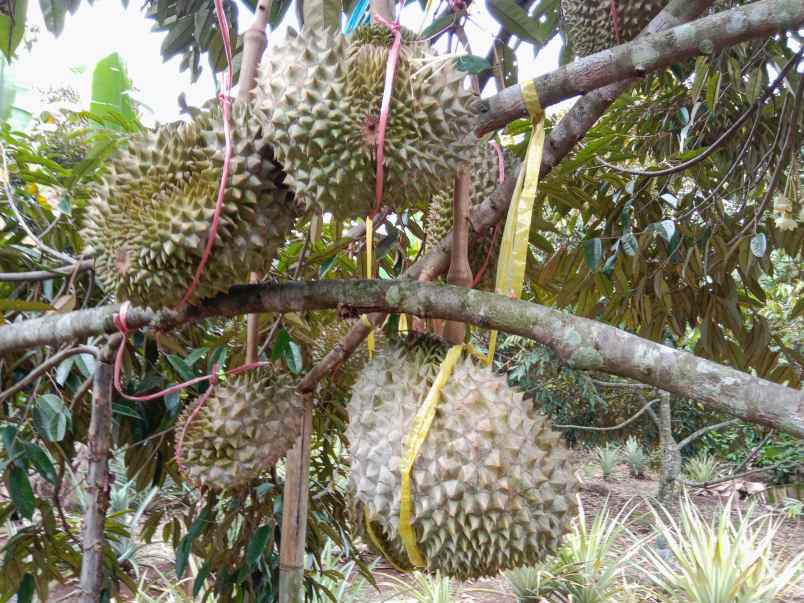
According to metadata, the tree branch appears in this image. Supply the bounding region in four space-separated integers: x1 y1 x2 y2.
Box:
680 460 789 489
1 280 801 437
475 0 804 135
0 260 94 283
677 418 741 450
553 397 661 431
0 345 99 403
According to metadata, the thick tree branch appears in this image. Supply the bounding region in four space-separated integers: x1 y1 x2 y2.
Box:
1 280 801 437
475 0 804 135
300 0 719 389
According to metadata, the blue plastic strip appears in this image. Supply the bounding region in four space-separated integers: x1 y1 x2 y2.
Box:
344 0 370 34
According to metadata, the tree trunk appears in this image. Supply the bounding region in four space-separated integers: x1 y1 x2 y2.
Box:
654 394 682 501
278 399 313 603
79 341 116 603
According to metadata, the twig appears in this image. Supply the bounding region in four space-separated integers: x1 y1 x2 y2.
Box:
733 429 775 475
597 48 803 177
1 143 78 265
0 345 99 403
553 397 660 431
590 378 656 390
0 260 94 282
54 449 81 547
680 460 790 489
677 418 740 450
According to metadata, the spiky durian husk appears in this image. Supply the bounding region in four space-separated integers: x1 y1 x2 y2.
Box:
82 102 297 308
311 318 371 399
177 367 303 490
560 0 665 57
347 336 578 579
254 26 478 219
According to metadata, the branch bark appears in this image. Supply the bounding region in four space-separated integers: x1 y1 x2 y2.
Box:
475 0 804 134
2 280 801 437
78 340 116 603
0 259 93 283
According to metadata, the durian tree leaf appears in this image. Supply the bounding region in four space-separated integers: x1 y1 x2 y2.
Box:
245 525 271 566
112 403 143 420
192 561 211 598
16 574 34 603
455 54 492 75
621 232 638 256
176 508 210 578
653 219 675 243
0 0 27 60
302 0 339 33
487 0 553 45
39 0 66 35
750 232 767 257
6 465 35 519
0 298 53 311
319 255 337 278
90 52 141 132
166 354 196 382
33 394 71 442
23 443 57 485
584 238 603 272
420 12 454 39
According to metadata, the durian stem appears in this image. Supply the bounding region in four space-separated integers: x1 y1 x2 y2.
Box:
443 166 473 345
278 398 313 603
237 0 272 102
78 340 116 603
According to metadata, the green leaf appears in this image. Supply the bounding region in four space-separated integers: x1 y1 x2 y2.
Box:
0 298 53 312
455 54 492 74
193 561 211 598
39 0 66 35
319 255 337 278
176 508 210 578
653 219 675 243
620 232 638 256
246 525 271 566
166 354 195 382
584 238 602 272
24 443 56 484
487 0 552 45
302 0 340 32
7 465 35 519
90 52 140 131
33 394 71 442
750 232 767 258
420 12 454 39
112 403 143 420
0 0 28 60
16 573 34 603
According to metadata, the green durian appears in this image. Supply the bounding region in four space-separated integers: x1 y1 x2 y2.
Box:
347 335 578 579
82 102 297 308
254 26 479 219
560 0 665 57
177 366 304 490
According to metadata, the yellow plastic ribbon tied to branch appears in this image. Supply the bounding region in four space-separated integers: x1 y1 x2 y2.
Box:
363 216 375 359
399 344 464 567
485 79 545 366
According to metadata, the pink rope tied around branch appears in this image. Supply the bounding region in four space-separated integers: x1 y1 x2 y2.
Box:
610 0 621 45
489 140 505 183
372 12 403 217
177 0 235 308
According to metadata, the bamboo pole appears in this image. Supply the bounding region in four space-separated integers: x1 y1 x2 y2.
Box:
443 167 472 344
278 399 314 603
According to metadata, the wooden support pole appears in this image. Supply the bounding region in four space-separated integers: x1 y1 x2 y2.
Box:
78 340 116 603
278 399 314 603
443 167 473 345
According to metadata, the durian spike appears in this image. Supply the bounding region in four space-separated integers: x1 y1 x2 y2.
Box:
443 165 472 345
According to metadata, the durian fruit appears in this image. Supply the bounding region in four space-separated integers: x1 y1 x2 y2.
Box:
347 336 578 579
254 25 479 219
82 102 297 308
311 317 371 399
177 366 304 490
560 0 665 57
423 143 515 290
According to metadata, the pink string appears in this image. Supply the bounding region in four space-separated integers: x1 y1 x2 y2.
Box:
489 140 505 184
373 12 403 217
177 0 235 308
471 224 501 288
610 0 621 45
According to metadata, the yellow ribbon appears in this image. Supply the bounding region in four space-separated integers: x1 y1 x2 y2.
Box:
399 344 464 567
398 313 408 334
364 216 375 359
484 80 545 366
363 506 410 573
